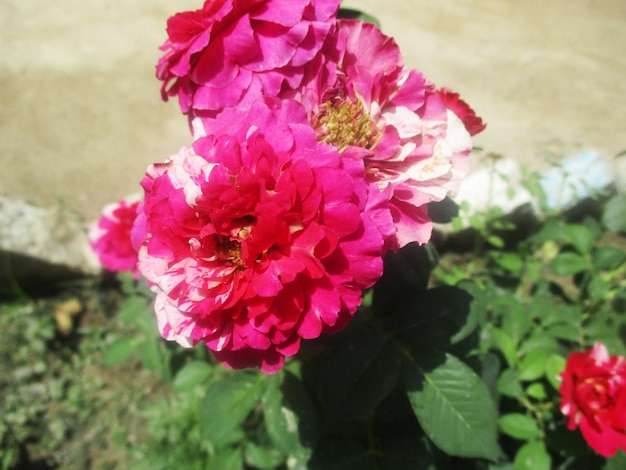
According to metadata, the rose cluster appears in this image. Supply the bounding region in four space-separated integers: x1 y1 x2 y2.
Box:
90 0 484 373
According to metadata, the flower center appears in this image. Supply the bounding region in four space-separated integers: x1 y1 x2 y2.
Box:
314 99 377 151
215 235 243 266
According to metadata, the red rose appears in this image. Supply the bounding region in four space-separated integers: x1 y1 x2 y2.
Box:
559 342 626 457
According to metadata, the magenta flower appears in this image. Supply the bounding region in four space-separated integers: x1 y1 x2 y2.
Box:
89 197 141 276
137 99 392 373
156 0 339 118
298 19 481 249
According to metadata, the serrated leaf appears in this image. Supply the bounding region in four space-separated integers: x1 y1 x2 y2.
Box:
200 372 265 446
499 413 542 440
263 371 319 462
545 323 580 342
602 194 626 232
102 337 142 366
404 353 500 460
552 252 589 276
173 361 213 392
513 441 551 470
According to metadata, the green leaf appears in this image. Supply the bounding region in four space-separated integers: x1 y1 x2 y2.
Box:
137 337 171 380
602 194 626 232
545 323 580 342
244 442 284 470
487 325 517 367
491 252 523 273
487 235 506 248
496 369 523 398
563 224 596 255
513 441 551 470
545 355 566 390
593 246 626 271
263 371 320 462
552 252 589 276
517 348 550 382
172 361 213 392
207 448 243 470
404 353 500 460
337 8 381 27
525 382 547 400
200 372 265 447
102 336 142 366
498 413 542 440
605 450 626 469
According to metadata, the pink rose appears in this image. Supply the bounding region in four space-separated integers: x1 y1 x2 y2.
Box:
137 99 392 373
89 198 141 277
298 19 482 249
559 342 626 457
156 0 339 118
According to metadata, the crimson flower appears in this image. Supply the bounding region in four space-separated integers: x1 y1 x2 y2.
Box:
89 198 141 277
296 19 482 249
559 342 626 457
156 0 338 117
136 99 392 373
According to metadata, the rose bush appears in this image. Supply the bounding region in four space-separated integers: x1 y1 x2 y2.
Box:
559 342 626 457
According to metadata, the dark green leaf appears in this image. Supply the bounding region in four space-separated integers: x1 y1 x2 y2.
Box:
498 413 542 440
552 252 589 276
263 371 319 462
172 361 213 392
308 322 402 417
102 337 141 366
602 194 626 232
207 448 243 470
545 323 580 342
308 439 376 470
337 8 381 27
404 353 500 460
200 372 265 446
513 441 551 470
593 246 626 271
